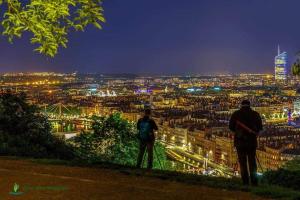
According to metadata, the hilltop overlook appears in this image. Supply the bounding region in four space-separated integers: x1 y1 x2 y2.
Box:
0 158 269 200
1 0 300 199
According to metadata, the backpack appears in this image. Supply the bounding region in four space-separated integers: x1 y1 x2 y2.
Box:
139 119 152 141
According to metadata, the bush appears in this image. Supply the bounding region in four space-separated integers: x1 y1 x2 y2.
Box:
0 92 169 167
0 92 74 159
70 113 171 169
261 159 300 191
262 169 300 191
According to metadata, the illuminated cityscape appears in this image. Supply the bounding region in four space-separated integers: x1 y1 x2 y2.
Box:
1 71 300 177
1 0 300 199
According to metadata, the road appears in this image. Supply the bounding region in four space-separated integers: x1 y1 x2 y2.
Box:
164 142 235 177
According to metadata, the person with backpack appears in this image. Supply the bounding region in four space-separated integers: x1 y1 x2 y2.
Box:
136 108 158 169
229 100 262 186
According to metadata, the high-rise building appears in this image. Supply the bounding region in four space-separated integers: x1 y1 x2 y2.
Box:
275 45 288 81
294 99 300 114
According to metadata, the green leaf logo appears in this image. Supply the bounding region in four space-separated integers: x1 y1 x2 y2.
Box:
13 183 19 193
9 182 23 196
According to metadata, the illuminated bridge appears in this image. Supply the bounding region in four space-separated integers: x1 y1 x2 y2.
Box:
39 103 93 133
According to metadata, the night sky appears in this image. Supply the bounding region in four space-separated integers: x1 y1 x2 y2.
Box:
1 0 300 74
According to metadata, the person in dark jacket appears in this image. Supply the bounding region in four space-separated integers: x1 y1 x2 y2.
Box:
229 100 262 186
136 108 158 169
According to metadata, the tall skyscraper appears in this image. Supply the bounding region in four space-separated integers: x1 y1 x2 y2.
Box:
294 99 300 114
274 45 288 81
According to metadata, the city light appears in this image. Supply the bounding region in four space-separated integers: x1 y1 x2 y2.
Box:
1 0 300 198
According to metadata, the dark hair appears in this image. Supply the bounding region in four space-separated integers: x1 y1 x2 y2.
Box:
144 108 151 115
241 100 251 106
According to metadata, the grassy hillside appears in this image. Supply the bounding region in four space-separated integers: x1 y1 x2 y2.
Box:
21 157 300 200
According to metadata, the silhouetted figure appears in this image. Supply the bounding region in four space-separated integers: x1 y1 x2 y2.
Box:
229 100 262 186
136 108 158 169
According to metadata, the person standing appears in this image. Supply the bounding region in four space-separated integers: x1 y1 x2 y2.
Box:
229 100 262 186
136 108 158 169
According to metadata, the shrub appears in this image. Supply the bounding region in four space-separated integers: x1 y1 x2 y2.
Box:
261 159 300 191
70 113 171 169
0 92 74 159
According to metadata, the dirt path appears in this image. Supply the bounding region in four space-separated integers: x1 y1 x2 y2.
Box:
0 158 266 200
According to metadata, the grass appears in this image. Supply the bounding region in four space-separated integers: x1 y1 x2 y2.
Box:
25 157 300 200
119 169 300 200
252 186 300 200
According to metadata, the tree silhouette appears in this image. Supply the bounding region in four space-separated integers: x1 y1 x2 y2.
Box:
292 59 300 76
0 91 74 159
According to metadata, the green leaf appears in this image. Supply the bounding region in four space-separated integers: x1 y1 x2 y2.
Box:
0 0 105 57
13 183 19 193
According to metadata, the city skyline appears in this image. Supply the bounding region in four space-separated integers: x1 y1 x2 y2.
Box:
1 0 300 74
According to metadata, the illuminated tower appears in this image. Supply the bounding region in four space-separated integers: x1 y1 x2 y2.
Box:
275 45 288 81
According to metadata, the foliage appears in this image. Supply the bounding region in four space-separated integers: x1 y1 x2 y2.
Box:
292 59 300 76
0 91 74 159
261 169 300 191
0 0 105 57
261 159 300 191
282 158 300 171
71 113 170 169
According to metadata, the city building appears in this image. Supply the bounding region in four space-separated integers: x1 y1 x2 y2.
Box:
2 72 300 177
275 46 288 81
294 99 300 114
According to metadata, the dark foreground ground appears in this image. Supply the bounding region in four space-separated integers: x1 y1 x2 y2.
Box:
0 158 266 200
